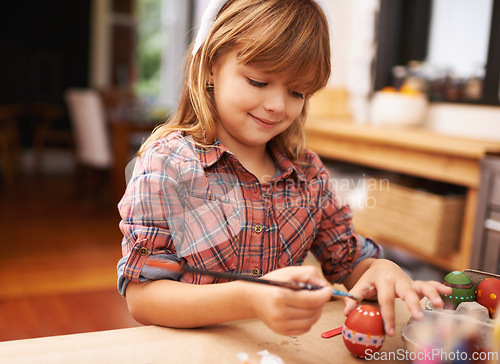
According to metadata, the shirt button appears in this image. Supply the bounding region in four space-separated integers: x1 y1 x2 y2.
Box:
250 268 260 276
263 192 270 198
348 248 356 257
254 224 263 233
138 247 149 256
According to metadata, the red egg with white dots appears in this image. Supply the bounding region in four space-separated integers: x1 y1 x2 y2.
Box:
476 278 500 319
342 305 385 358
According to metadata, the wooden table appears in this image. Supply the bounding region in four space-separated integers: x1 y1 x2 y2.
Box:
305 118 500 271
0 299 413 363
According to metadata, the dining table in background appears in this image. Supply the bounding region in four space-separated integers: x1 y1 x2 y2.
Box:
0 103 69 188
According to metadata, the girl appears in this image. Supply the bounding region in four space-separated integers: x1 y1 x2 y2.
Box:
117 0 451 337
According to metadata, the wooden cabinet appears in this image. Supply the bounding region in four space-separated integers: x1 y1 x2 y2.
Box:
305 118 500 271
471 156 500 273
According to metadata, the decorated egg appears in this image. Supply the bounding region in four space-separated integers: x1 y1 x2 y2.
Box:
440 271 475 309
476 278 500 318
342 305 385 358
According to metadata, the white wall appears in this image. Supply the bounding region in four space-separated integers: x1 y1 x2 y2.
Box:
326 0 353 87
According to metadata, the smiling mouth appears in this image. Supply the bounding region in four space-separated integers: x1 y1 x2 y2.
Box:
249 113 279 127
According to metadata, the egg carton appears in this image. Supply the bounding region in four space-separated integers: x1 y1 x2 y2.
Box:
402 269 500 354
401 307 494 354
463 268 500 289
422 269 500 324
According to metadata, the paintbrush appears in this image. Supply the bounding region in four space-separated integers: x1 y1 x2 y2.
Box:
145 259 360 301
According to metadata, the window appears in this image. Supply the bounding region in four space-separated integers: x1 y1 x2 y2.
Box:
135 0 193 111
374 0 500 105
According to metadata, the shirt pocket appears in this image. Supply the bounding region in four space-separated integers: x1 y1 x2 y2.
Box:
275 206 319 267
176 196 241 272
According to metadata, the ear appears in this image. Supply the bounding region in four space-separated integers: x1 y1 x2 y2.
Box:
208 64 215 85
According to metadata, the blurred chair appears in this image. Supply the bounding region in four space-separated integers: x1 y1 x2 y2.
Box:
0 124 14 188
64 88 113 202
0 105 23 188
30 103 73 175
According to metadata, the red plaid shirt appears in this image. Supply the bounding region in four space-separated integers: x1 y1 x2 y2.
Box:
118 131 378 286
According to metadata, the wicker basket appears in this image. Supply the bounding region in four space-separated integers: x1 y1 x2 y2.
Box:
352 182 465 255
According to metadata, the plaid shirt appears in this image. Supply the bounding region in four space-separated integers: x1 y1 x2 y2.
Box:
118 131 379 287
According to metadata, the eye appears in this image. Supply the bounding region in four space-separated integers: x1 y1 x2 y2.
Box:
290 90 304 99
247 78 267 88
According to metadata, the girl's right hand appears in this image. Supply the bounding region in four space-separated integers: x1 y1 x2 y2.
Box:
244 266 332 336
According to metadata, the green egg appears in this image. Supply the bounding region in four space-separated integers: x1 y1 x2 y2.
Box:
440 271 475 309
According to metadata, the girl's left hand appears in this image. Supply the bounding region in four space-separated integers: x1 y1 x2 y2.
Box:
343 259 452 336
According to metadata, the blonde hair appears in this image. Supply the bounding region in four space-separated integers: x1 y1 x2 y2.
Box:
139 0 331 161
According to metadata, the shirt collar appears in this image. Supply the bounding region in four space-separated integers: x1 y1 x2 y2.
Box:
267 141 307 182
194 139 227 168
193 138 306 182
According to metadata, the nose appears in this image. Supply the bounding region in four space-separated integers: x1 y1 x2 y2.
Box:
263 86 286 114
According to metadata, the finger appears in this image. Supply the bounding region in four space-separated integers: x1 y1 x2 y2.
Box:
342 279 377 316
278 304 324 322
427 280 453 295
376 281 396 336
287 266 325 285
285 287 332 310
397 281 424 321
350 281 378 301
343 297 358 317
413 280 448 309
304 274 330 288
278 311 324 336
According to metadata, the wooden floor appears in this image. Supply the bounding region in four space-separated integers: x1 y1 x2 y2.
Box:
0 170 141 342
